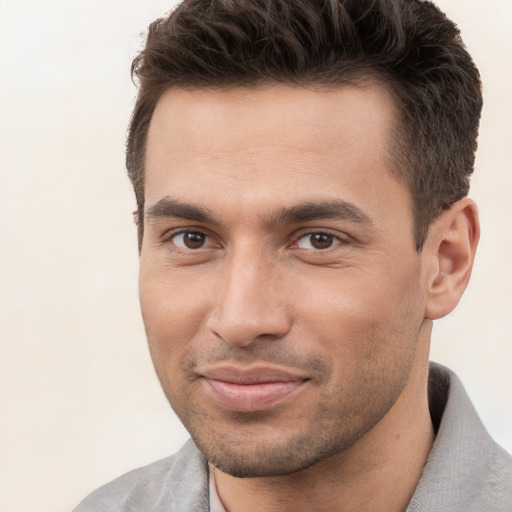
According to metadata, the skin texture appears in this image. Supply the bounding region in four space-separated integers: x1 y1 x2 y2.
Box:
139 85 479 512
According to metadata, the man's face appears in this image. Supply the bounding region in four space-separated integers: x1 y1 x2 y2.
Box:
139 85 431 477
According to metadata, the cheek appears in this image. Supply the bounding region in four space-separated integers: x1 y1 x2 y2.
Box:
139 266 209 372
292 264 424 362
292 269 425 424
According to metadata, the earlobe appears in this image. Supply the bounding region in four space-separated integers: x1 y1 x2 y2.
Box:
425 198 480 320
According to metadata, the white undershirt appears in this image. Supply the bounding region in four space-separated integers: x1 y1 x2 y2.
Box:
209 464 228 512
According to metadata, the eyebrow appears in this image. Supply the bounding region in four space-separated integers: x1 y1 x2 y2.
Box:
145 199 214 223
145 198 372 227
267 200 372 226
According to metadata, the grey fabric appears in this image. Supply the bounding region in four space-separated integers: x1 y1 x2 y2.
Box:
73 440 209 512
73 363 512 512
406 363 512 512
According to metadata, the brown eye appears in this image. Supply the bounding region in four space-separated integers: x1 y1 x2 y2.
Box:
172 231 209 249
297 232 337 250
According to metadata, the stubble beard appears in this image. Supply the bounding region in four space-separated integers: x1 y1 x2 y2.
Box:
151 310 422 479
158 358 413 479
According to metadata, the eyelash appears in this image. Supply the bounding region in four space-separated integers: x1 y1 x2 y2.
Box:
162 228 349 252
292 231 349 251
163 229 216 250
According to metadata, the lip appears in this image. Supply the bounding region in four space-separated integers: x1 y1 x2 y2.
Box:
199 365 309 412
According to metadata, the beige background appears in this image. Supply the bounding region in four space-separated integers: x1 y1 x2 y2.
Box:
0 1 510 511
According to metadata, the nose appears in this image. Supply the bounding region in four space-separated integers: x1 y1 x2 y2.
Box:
205 249 292 347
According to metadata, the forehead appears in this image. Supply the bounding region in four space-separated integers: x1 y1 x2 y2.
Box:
144 84 410 226
147 83 397 160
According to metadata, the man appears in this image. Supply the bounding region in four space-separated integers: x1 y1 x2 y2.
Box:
74 0 512 510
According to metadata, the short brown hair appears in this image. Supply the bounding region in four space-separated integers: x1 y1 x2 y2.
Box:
127 0 482 250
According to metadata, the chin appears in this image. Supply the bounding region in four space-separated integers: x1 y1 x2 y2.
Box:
191 423 363 479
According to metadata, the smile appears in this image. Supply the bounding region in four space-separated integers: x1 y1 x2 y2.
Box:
199 365 309 412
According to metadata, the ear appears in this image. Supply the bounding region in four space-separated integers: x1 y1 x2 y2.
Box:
424 198 480 320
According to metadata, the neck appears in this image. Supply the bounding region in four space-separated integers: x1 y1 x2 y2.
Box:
213 323 435 512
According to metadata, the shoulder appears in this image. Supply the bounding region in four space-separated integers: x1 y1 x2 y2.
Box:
72 439 209 512
484 443 512 503
408 363 512 512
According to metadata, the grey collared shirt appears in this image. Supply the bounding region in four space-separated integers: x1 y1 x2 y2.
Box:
73 363 512 512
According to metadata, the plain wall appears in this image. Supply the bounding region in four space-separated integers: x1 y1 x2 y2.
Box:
0 1 510 511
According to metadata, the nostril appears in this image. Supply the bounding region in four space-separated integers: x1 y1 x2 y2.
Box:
206 309 291 348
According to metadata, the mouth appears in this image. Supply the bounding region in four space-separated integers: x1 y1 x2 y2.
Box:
199 365 310 412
